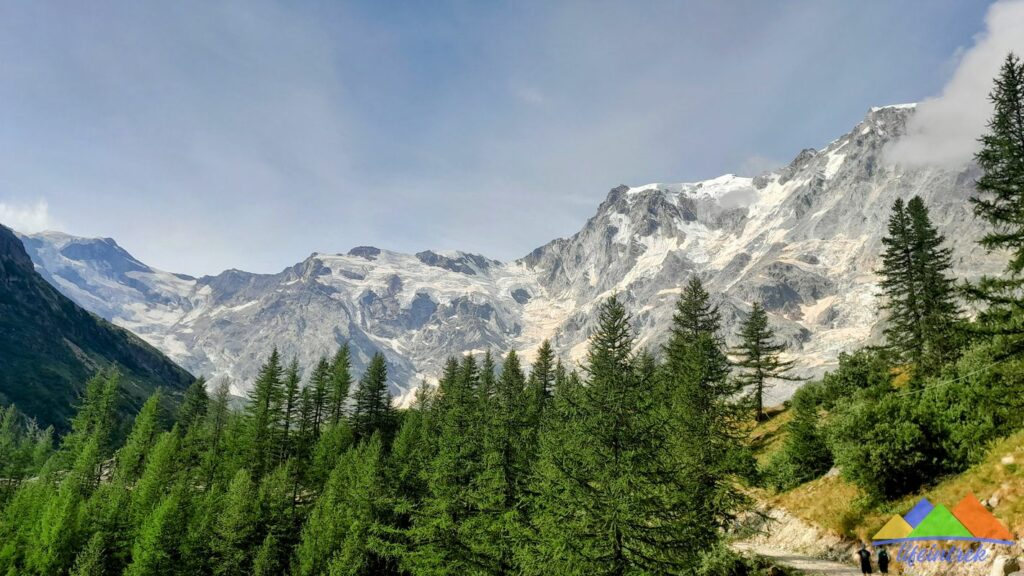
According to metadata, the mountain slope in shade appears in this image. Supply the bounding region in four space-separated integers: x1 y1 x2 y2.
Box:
18 105 1008 404
0 225 194 431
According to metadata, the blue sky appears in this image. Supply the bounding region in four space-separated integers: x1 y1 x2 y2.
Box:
0 1 1004 274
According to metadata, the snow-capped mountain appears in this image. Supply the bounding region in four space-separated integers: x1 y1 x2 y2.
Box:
17 105 1005 403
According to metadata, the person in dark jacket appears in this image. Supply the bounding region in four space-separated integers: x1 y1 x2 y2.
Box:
877 547 890 574
857 543 873 575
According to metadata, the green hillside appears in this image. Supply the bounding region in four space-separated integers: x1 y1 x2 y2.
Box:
0 224 194 431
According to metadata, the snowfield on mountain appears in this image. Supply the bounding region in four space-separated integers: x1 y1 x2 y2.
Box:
18 105 1005 403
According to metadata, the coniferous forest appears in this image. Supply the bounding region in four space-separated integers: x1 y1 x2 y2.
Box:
1 49 1024 576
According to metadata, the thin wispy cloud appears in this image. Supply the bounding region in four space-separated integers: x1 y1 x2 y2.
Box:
0 200 58 234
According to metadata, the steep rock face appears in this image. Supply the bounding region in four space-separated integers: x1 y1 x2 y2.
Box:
16 105 1007 403
0 225 194 430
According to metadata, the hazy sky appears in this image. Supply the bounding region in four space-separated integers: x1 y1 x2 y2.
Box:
0 1 1010 275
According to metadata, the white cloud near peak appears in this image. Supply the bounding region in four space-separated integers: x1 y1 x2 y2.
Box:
0 199 58 234
886 0 1024 168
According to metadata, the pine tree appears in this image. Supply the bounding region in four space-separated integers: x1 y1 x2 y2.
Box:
351 353 394 443
329 344 353 426
70 531 107 576
528 295 703 575
124 488 185 576
878 197 962 370
211 469 258 576
245 348 285 479
177 376 209 433
661 279 750 547
404 356 487 574
969 53 1024 341
526 339 555 426
734 302 796 421
280 357 301 463
114 391 164 484
478 349 530 574
309 357 332 435
907 196 962 367
294 435 390 576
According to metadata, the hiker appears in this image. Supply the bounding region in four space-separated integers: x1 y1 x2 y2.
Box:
877 546 889 574
857 543 873 575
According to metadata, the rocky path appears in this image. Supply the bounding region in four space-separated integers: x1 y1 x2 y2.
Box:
732 541 862 576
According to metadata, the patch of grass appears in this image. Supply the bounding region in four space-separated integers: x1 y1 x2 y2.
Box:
770 428 1024 540
748 406 793 466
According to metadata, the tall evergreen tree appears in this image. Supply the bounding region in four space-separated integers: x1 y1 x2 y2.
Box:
294 435 390 576
351 353 394 442
733 302 796 421
245 348 285 478
970 53 1024 342
177 376 209 434
528 296 703 575
211 469 259 576
124 488 185 576
878 198 924 361
70 531 108 576
114 391 164 485
280 358 301 463
526 339 555 426
404 356 487 574
877 196 962 370
907 196 962 367
328 344 353 426
661 278 749 547
309 357 332 435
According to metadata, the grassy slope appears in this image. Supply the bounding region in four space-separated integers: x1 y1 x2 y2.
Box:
752 407 1024 541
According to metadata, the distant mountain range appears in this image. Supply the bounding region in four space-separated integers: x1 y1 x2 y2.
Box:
0 225 194 430
13 104 1006 404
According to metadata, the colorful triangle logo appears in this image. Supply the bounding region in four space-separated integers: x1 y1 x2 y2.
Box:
951 493 1014 541
902 498 934 528
907 504 974 539
873 515 913 541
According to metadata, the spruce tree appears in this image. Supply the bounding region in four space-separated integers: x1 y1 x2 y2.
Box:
177 376 209 433
404 356 487 574
211 469 258 576
734 302 796 421
124 488 185 576
970 53 1024 341
878 198 924 362
528 295 702 575
328 344 353 426
907 196 962 367
526 339 555 426
309 357 332 435
114 391 164 484
280 358 301 463
661 278 749 547
351 353 394 443
70 531 107 576
466 349 532 575
245 348 285 479
877 196 962 370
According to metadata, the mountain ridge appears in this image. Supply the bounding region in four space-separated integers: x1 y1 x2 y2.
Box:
0 225 195 430
13 104 1005 404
